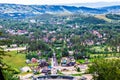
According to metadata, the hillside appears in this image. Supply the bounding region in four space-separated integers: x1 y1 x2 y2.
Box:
0 4 120 19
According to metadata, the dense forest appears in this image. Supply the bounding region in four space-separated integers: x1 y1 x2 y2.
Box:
106 14 120 20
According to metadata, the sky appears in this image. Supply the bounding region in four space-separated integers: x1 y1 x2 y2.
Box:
0 0 120 5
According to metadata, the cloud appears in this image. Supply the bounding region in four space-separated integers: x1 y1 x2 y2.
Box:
0 0 119 5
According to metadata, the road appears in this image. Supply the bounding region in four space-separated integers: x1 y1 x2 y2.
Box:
50 45 58 74
4 47 26 51
51 52 58 74
53 52 58 66
51 39 67 68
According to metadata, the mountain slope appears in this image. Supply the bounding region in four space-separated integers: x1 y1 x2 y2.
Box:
0 4 120 19
101 5 120 13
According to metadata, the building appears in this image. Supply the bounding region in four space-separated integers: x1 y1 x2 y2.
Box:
20 66 31 73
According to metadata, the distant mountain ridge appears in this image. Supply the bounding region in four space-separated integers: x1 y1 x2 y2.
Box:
0 4 120 19
68 2 120 8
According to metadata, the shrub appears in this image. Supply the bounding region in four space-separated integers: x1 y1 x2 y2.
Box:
77 67 80 72
89 58 120 80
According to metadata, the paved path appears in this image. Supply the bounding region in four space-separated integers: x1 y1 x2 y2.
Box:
82 74 93 80
19 73 33 80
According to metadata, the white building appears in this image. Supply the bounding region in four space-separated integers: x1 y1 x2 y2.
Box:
20 66 32 73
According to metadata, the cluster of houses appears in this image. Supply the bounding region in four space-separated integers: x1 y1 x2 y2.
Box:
23 58 50 74
92 30 102 38
22 56 77 75
61 57 76 67
6 29 28 35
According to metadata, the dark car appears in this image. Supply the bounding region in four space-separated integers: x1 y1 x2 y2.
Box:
80 76 87 80
41 69 51 75
67 62 75 66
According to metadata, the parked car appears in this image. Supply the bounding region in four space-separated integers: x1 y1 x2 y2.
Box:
41 69 51 75
67 62 75 66
80 76 87 80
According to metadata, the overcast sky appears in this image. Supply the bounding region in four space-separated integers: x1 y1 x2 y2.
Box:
0 0 120 5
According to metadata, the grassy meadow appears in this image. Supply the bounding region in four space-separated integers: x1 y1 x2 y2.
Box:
2 51 27 69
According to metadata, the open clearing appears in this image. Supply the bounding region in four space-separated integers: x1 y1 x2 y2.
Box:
2 51 27 69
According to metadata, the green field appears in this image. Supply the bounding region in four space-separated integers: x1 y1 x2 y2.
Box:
2 51 27 69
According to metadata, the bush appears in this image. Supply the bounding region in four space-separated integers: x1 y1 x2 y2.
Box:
57 70 63 74
13 68 20 74
2 70 19 80
89 58 120 80
27 70 30 73
34 71 41 75
77 67 80 72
